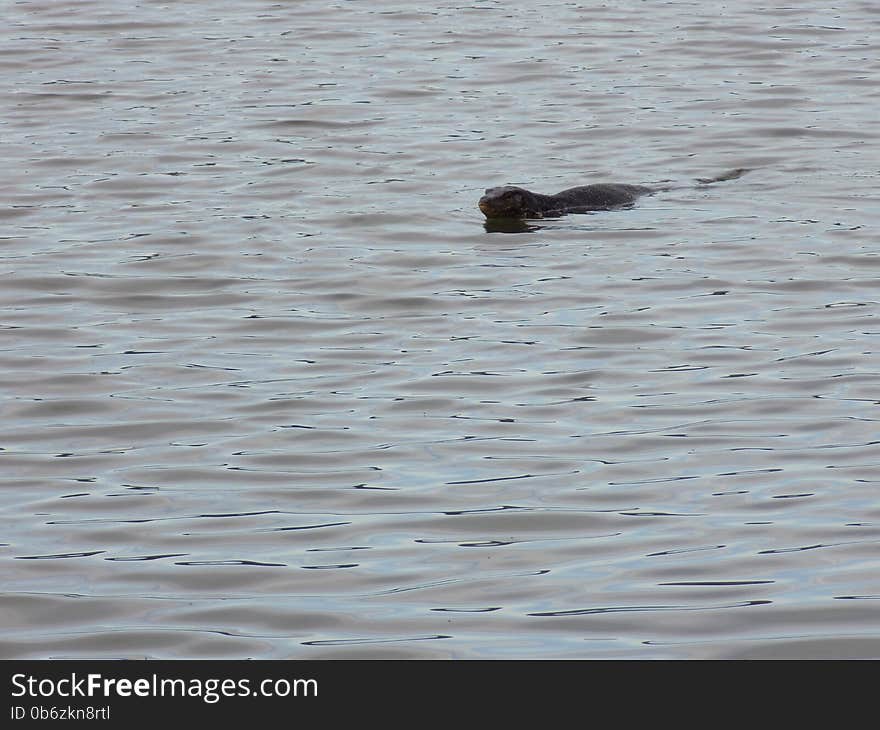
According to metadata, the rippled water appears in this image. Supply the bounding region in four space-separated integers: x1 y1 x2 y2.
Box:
2 0 879 659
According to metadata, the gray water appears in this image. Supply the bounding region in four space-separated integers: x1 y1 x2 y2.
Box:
2 0 879 659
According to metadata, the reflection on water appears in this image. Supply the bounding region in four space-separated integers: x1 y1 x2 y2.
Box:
482 218 545 234
2 0 880 659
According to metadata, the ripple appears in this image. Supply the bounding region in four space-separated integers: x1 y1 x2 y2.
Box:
3 0 879 659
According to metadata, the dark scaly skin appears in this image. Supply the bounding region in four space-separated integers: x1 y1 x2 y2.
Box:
477 170 750 220
478 183 654 219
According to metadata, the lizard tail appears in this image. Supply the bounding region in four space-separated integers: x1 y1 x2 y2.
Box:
695 168 751 185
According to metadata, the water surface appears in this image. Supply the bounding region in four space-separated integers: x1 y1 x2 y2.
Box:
2 0 879 659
